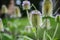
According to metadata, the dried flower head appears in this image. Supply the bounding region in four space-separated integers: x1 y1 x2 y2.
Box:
42 0 53 17
22 0 30 10
14 6 21 17
1 5 8 14
0 18 4 31
10 6 21 18
30 10 42 27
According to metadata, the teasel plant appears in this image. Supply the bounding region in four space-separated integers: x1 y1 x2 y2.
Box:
22 0 38 25
14 6 21 18
42 0 53 40
30 10 42 40
1 5 9 25
1 5 8 18
42 18 52 40
51 7 60 40
1 5 8 14
22 0 30 10
42 0 53 17
10 6 21 18
52 15 60 40
0 18 4 40
22 0 31 25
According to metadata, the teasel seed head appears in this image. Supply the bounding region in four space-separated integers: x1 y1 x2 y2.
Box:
10 6 21 18
1 5 8 14
22 0 30 10
0 18 4 31
14 6 21 17
30 10 42 27
42 0 53 17
55 15 60 23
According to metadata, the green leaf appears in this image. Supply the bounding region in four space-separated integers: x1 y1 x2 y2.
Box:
2 33 12 40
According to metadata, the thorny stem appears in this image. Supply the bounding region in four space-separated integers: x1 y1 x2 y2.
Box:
26 10 31 25
52 23 59 40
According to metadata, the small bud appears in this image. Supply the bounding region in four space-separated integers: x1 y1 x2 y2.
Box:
0 18 4 31
42 0 53 17
1 5 8 14
30 10 42 27
22 0 30 10
55 15 60 23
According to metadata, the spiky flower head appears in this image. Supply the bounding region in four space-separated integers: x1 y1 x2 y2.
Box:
1 5 8 14
10 6 21 18
0 18 4 31
30 10 42 27
14 6 21 17
22 0 30 10
42 0 53 17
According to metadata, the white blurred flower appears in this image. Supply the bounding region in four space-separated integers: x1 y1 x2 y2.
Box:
16 0 21 5
30 10 42 27
0 18 4 31
22 0 30 10
1 5 8 14
42 0 53 17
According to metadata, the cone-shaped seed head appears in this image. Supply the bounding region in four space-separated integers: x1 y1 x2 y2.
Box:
1 5 8 14
30 10 42 27
14 6 21 17
42 0 53 17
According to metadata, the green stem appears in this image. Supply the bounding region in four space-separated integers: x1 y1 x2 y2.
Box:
42 18 48 40
46 33 52 40
12 32 17 40
54 7 60 15
26 10 32 25
43 30 46 40
12 29 17 40
52 23 59 40
36 27 39 40
32 4 37 10
26 10 29 21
